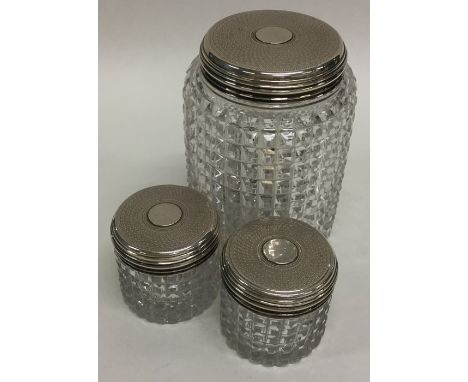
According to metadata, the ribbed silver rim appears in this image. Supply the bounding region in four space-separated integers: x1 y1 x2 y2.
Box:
111 218 219 275
221 254 337 317
220 218 338 317
199 11 347 104
110 185 219 275
200 44 347 103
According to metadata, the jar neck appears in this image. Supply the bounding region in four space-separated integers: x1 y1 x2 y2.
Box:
196 58 345 110
199 44 347 107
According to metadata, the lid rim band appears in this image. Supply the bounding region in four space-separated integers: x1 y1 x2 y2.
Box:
110 185 219 274
220 217 338 318
199 11 347 104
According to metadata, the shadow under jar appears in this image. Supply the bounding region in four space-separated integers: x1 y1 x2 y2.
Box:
183 10 357 238
220 217 338 366
110 185 220 324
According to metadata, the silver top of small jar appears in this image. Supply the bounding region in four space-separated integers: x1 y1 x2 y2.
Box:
200 10 347 103
111 185 219 274
221 217 338 317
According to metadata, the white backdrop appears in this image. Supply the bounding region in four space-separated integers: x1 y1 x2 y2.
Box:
99 1 369 381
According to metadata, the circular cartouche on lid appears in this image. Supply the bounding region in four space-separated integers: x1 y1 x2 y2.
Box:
254 26 294 45
200 10 347 103
262 238 298 265
147 202 183 227
111 185 219 274
221 217 338 317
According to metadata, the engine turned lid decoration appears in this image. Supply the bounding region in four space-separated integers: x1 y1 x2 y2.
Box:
200 10 347 103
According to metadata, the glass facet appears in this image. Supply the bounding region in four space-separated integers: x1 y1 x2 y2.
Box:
220 285 331 366
183 58 357 238
116 250 219 324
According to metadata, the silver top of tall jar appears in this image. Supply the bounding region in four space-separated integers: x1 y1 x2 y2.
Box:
111 185 219 274
221 217 338 317
200 10 347 103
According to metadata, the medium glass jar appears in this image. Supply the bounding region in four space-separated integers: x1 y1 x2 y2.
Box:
220 217 338 366
183 10 357 238
110 185 219 324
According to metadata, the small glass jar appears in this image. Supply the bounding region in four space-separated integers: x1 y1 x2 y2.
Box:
220 217 338 366
183 10 357 238
110 185 219 324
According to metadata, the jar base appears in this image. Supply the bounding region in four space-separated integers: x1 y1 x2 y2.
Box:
120 287 218 324
220 287 330 366
222 328 323 367
116 252 219 324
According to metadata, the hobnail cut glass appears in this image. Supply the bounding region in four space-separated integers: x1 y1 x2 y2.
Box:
220 285 331 366
183 58 357 237
116 250 219 324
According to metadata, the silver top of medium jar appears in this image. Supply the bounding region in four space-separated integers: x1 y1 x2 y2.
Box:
111 185 219 274
221 217 338 317
200 10 347 103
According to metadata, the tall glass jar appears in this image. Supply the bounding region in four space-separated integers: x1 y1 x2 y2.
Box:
183 10 357 238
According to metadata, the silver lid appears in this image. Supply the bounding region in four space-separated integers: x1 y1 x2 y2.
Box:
200 10 347 103
111 185 219 274
221 217 338 317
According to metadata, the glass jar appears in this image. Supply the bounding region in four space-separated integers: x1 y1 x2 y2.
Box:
110 185 219 324
220 217 338 366
183 10 357 238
